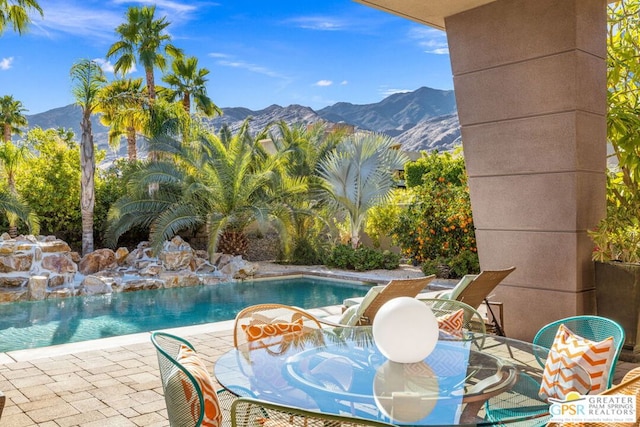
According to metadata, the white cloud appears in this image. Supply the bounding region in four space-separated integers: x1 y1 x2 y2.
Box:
0 57 14 70
287 16 347 31
407 26 449 55
379 87 412 97
216 58 289 80
92 58 137 74
341 80 348 85
314 80 333 87
208 52 230 59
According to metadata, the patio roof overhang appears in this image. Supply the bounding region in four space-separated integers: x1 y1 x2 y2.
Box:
354 0 619 30
353 0 498 30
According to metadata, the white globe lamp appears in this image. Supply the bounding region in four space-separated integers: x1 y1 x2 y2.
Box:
372 296 439 363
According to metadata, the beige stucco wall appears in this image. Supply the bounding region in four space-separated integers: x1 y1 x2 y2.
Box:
445 0 608 340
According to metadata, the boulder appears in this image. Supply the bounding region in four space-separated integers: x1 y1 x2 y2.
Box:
78 275 114 296
0 252 33 272
78 249 117 275
27 276 48 300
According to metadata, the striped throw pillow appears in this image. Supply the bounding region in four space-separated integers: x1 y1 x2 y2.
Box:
539 324 615 401
176 345 222 427
242 317 304 342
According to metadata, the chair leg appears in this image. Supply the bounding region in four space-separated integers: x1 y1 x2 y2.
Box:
484 299 514 358
484 298 505 337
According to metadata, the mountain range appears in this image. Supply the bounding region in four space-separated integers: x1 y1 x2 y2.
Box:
25 86 461 164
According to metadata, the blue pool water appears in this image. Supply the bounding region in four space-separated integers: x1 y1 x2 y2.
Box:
0 277 368 353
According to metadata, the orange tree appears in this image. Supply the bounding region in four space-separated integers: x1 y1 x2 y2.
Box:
392 150 478 278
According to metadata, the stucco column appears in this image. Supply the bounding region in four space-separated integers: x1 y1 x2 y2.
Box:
445 0 607 340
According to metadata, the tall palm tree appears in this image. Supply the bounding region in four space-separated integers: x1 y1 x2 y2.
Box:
318 132 408 248
0 0 42 35
70 59 106 256
0 95 28 143
161 56 221 116
97 78 147 160
106 5 183 101
0 140 33 236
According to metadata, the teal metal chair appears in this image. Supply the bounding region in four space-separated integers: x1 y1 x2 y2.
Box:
151 331 239 426
532 315 625 389
484 315 625 425
230 397 398 427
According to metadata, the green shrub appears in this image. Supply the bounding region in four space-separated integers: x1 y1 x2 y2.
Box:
393 149 478 278
326 244 400 271
404 149 466 188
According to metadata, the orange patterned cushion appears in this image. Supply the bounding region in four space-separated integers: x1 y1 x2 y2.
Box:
437 309 464 338
539 324 615 401
242 318 304 342
176 345 222 427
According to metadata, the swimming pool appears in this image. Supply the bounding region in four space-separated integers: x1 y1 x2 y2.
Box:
0 276 368 353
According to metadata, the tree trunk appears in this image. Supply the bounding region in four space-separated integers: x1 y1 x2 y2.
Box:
80 111 95 256
3 124 10 143
127 127 137 161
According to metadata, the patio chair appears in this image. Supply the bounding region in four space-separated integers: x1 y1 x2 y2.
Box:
231 396 398 427
340 275 436 326
532 315 625 390
233 303 324 348
151 331 238 427
427 267 515 336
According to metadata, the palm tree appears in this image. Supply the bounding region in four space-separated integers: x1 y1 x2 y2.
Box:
0 140 34 236
70 59 107 256
318 132 408 248
161 56 221 116
97 78 147 160
0 95 28 143
106 121 305 260
106 5 183 101
0 0 42 35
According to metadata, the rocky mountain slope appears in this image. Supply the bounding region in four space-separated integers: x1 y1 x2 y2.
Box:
25 86 461 158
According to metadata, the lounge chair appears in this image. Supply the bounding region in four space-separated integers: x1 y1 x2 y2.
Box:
422 267 515 336
340 275 436 326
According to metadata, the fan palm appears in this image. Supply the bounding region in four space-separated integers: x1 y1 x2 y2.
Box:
106 5 183 101
318 132 408 248
0 95 28 143
106 120 306 259
161 56 221 117
97 78 147 161
70 59 107 256
0 0 42 35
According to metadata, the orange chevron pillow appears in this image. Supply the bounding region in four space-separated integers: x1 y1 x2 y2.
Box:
437 309 465 338
539 324 615 401
242 318 304 342
176 345 223 427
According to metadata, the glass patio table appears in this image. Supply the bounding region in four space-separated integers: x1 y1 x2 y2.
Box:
214 326 558 426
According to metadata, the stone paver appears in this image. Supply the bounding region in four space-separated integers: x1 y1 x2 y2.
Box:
0 263 636 426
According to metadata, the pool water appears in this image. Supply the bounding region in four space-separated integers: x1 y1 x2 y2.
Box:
0 277 368 353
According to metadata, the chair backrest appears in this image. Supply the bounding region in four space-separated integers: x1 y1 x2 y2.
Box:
451 267 516 310
233 303 324 348
532 315 626 388
151 331 206 427
231 397 398 427
355 275 435 326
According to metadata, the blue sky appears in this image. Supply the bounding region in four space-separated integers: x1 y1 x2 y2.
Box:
0 0 453 115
